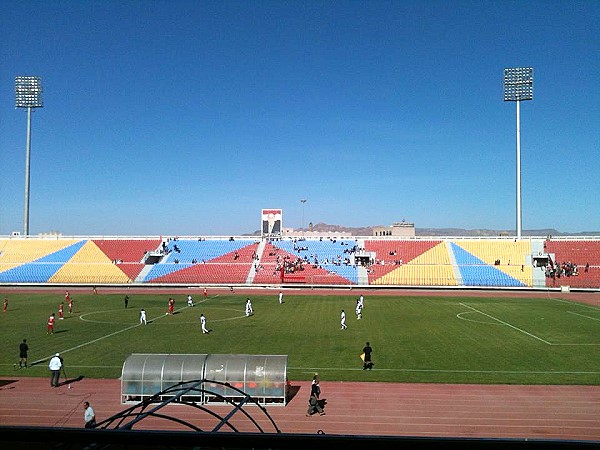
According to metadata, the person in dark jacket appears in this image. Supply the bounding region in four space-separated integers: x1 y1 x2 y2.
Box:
306 374 325 416
363 342 373 370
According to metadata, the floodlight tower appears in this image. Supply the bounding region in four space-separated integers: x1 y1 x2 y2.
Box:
503 67 533 239
15 76 43 236
300 199 307 233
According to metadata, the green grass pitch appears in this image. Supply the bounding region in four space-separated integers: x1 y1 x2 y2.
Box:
1 291 599 385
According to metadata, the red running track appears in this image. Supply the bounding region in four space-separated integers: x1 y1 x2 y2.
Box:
0 377 599 441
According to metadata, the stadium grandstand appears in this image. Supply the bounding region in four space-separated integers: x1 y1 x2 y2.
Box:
0 235 598 290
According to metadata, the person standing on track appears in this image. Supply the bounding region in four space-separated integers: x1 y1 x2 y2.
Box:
83 401 96 428
306 374 325 416
48 353 62 387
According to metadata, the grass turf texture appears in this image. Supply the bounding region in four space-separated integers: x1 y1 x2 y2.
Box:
1 292 598 385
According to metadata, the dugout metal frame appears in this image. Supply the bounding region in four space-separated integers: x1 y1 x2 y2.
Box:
121 353 288 406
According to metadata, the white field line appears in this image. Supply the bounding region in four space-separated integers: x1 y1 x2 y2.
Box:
290 367 600 375
547 296 600 310
31 297 222 365
7 364 600 376
459 302 552 345
460 303 600 346
568 310 600 321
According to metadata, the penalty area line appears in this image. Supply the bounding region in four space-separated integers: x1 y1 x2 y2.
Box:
460 302 552 345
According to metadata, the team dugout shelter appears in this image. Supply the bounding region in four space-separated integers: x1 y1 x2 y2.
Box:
121 353 289 406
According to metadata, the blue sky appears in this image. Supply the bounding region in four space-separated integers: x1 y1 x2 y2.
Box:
1 0 598 236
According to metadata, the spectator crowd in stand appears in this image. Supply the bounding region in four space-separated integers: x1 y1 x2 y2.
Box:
544 258 585 279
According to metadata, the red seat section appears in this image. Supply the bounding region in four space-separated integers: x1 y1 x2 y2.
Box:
364 240 443 282
91 239 162 281
92 239 162 263
544 240 600 288
252 242 352 285
149 262 252 284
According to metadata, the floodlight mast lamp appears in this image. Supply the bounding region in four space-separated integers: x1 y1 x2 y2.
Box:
503 67 533 239
300 199 307 235
15 76 43 237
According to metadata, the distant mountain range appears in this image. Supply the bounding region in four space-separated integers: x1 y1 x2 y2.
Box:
250 222 599 237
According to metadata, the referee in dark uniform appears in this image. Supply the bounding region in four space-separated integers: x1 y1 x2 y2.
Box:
19 339 29 368
362 342 373 370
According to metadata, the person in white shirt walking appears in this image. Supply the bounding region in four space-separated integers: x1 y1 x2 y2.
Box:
83 401 96 428
200 313 209 334
139 308 147 325
340 309 347 329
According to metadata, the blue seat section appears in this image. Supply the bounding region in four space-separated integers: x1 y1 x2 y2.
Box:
144 263 193 282
36 240 87 262
0 240 87 283
320 264 358 283
451 242 525 287
163 239 255 263
271 239 357 282
0 263 63 283
143 239 255 282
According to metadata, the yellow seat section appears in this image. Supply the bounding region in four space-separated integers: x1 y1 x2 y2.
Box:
452 239 532 286
498 264 533 286
374 264 456 286
408 242 452 265
49 240 131 284
452 239 531 266
371 243 455 285
0 239 82 271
